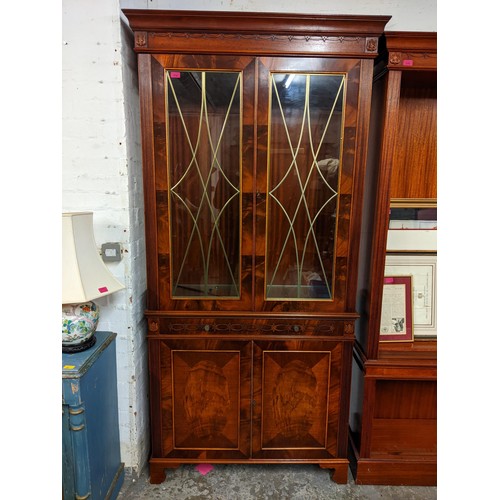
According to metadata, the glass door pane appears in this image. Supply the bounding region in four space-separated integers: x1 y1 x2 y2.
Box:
265 73 345 300
166 71 241 298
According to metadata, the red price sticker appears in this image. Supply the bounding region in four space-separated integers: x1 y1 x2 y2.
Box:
170 71 181 78
402 59 414 66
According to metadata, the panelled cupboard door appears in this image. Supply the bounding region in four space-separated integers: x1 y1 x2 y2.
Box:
157 339 252 460
252 340 344 459
142 53 368 314
154 338 345 461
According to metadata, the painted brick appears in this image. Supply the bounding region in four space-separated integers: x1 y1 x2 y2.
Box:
63 0 148 472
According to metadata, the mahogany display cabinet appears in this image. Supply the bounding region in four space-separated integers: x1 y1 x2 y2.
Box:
122 9 390 484
349 32 437 485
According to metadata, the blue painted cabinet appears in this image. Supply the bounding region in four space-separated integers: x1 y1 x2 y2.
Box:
62 331 124 499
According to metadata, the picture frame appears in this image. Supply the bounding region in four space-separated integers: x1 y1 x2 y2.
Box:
384 254 437 338
379 275 413 342
386 229 437 252
386 200 437 252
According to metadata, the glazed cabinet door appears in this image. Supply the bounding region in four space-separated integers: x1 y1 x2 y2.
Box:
140 52 372 316
151 338 252 460
140 54 256 312
254 57 372 314
252 340 347 460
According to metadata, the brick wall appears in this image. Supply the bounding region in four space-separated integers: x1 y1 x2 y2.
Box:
62 0 148 472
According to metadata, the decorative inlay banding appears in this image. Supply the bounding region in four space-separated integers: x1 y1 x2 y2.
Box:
150 32 363 44
156 320 349 336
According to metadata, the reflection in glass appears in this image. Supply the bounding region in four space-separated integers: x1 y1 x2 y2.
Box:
266 73 345 300
167 71 241 298
389 207 437 229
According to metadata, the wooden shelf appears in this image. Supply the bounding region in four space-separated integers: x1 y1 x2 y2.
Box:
378 339 437 360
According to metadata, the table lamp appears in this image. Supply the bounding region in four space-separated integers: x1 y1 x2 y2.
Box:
62 212 125 353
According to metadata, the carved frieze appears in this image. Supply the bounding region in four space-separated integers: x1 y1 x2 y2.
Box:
149 32 364 44
389 50 436 69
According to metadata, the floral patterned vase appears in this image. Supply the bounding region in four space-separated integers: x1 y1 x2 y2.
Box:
62 301 99 352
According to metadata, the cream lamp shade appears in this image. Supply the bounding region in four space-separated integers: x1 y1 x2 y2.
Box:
62 212 125 352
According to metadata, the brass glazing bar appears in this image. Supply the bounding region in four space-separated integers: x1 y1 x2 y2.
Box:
299 76 345 296
267 74 345 298
167 72 241 295
267 74 307 290
167 71 209 290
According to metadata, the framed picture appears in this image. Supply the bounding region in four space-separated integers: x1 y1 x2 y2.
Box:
379 275 413 342
385 254 437 338
386 202 437 252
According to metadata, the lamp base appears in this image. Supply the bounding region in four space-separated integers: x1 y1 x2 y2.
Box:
62 335 97 353
62 301 100 353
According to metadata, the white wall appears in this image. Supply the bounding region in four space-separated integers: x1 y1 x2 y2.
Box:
61 0 437 475
62 0 148 471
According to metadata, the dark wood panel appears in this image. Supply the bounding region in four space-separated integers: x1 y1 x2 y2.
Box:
252 340 342 459
374 380 436 419
138 54 160 310
261 351 330 449
172 350 240 449
148 338 164 456
386 32 437 72
365 70 402 360
345 59 375 311
353 66 386 353
124 10 390 57
156 191 169 259
378 340 437 360
390 80 437 199
356 459 436 486
364 361 436 380
124 10 391 37
336 341 354 457
371 419 437 457
158 339 252 459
